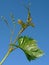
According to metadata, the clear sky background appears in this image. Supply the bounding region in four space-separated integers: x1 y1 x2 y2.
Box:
0 0 49 65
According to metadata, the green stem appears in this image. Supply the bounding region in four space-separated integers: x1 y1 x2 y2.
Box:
0 47 14 65
0 28 23 65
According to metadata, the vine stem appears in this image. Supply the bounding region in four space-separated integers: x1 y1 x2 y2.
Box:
0 47 15 65
0 26 24 65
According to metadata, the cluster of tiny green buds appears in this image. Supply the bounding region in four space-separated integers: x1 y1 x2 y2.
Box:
18 19 27 29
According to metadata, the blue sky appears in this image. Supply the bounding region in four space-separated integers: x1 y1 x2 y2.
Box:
0 0 49 65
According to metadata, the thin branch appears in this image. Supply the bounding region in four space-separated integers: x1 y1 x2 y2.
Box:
14 28 24 44
10 30 14 44
10 13 16 44
10 44 19 48
1 16 12 32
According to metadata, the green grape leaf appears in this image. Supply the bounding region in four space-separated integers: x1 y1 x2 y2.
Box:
18 36 44 61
